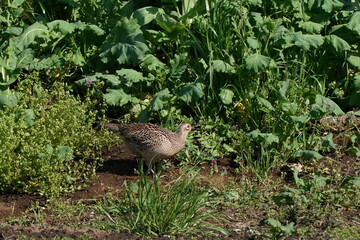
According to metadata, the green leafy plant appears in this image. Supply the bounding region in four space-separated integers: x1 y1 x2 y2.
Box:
273 170 330 206
265 218 295 240
0 79 115 197
98 170 225 237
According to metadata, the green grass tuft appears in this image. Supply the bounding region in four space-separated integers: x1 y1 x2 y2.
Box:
98 169 226 237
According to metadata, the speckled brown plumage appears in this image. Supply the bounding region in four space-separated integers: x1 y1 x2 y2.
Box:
105 122 192 164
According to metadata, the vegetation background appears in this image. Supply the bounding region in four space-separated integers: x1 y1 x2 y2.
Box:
0 0 359 239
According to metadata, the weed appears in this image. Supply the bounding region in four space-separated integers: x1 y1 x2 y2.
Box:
0 79 116 197
97 170 226 237
329 226 360 240
265 218 295 240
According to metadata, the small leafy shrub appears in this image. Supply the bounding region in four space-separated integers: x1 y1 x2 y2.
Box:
265 218 295 240
0 79 115 197
270 170 360 237
329 226 360 240
98 170 225 237
273 170 330 206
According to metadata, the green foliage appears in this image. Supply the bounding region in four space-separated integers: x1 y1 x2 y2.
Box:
98 170 225 237
99 17 148 67
0 0 359 190
329 226 360 240
265 218 295 239
346 133 360 157
274 170 330 205
0 79 115 197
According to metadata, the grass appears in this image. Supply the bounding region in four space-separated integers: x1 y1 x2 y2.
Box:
97 169 226 237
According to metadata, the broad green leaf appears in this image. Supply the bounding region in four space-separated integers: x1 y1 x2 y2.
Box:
310 94 344 116
293 170 305 187
280 222 295 235
104 89 134 106
47 20 76 35
140 54 167 74
348 55 360 69
211 60 235 73
279 79 290 99
350 77 360 105
71 49 85 65
325 35 351 52
0 90 21 107
321 133 336 150
24 108 35 126
72 21 87 30
219 89 234 105
248 130 279 144
138 89 172 122
99 18 149 66
273 25 288 41
301 34 324 49
223 144 237 153
313 174 329 188
29 54 61 70
329 24 347 34
87 24 105 35
76 73 121 87
17 48 34 69
102 74 122 87
0 62 19 86
321 0 343 13
282 102 298 114
245 54 271 72
56 146 73 162
169 54 188 82
246 0 262 6
346 146 360 157
9 0 25 7
156 12 185 33
14 22 48 51
257 96 275 111
266 218 282 228
347 11 360 35
75 75 97 86
132 7 159 26
298 21 324 33
4 27 23 35
284 32 324 50
246 37 260 49
354 74 360 88
261 133 279 144
290 115 309 123
178 0 207 21
116 69 144 84
352 177 360 186
178 79 205 103
148 88 172 111
318 95 344 115
251 12 263 25
294 150 323 160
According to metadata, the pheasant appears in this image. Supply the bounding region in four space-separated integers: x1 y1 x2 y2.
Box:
104 122 192 165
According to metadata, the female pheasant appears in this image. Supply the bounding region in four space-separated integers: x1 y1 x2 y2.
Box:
105 122 192 165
